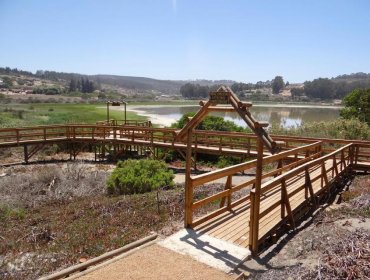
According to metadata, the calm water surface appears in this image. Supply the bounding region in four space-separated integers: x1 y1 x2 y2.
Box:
130 104 341 129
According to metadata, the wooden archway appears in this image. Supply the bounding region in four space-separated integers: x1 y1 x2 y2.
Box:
176 86 282 154
182 86 282 229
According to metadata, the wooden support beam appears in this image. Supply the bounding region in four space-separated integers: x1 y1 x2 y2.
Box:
281 179 295 229
176 100 211 141
207 106 236 112
237 101 253 110
254 121 269 128
24 145 28 164
219 175 232 209
184 129 193 227
305 167 317 206
321 162 329 186
250 137 263 254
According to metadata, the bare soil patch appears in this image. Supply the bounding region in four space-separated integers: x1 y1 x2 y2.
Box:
77 244 234 280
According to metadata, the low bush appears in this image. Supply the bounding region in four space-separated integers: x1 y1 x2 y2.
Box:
271 118 370 140
107 159 174 195
0 205 26 221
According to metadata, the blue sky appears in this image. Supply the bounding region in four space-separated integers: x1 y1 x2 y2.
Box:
0 0 369 83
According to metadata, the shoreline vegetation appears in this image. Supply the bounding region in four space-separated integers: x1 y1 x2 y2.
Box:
0 101 368 140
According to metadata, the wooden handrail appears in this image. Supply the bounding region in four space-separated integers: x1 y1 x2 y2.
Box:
191 142 322 187
258 143 353 195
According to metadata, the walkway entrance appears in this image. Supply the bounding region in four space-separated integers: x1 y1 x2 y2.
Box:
182 87 370 254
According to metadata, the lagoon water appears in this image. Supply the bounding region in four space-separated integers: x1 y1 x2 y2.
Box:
128 104 341 129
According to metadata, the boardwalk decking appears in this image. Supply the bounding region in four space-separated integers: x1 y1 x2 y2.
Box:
193 160 335 248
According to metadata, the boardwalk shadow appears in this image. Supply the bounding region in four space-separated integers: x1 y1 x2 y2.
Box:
157 228 252 272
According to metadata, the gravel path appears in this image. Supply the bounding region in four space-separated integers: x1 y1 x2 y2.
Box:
77 244 234 280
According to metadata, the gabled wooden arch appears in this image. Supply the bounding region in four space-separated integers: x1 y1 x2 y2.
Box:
176 86 282 154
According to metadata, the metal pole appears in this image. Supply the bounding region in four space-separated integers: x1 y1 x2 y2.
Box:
124 102 127 124
106 102 109 123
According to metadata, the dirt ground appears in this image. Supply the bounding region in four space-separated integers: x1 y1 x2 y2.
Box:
77 244 234 280
0 159 238 280
240 175 370 280
1 151 369 280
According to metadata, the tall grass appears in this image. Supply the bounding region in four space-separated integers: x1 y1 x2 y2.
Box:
271 119 370 140
0 103 146 128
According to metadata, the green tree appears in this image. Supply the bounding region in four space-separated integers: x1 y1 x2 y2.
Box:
0 76 13 89
69 78 77 92
272 76 284 94
180 83 209 99
291 87 305 99
340 88 370 125
304 78 335 99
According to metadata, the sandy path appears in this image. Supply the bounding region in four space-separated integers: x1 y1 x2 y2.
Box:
77 244 233 280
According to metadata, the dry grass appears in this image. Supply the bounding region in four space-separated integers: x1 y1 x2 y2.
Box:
0 162 225 280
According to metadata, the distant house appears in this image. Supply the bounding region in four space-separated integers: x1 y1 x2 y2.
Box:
155 94 173 101
0 79 3 84
333 99 342 105
279 89 292 97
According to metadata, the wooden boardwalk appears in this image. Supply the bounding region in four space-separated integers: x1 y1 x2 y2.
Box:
0 122 368 253
194 160 334 248
0 124 369 162
187 142 370 253
0 87 369 254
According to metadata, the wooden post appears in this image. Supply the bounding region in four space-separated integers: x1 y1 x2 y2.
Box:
220 175 232 209
349 145 354 167
355 145 359 165
24 145 28 164
250 136 263 254
184 129 193 227
281 179 295 229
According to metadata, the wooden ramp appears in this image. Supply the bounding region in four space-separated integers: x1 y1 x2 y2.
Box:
193 160 335 248
187 142 370 253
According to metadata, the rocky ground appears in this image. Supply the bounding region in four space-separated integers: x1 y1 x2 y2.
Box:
243 175 370 280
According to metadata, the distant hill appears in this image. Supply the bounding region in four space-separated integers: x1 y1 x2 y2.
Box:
332 72 370 82
0 67 237 94
91 75 184 94
2 66 370 98
90 76 237 94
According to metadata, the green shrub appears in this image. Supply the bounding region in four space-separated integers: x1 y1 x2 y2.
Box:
271 119 370 140
340 88 370 125
107 159 174 195
216 156 241 168
171 112 250 132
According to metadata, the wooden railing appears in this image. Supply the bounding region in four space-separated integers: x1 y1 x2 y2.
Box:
185 141 323 227
353 143 370 170
248 143 354 250
1 124 369 156
186 141 369 253
96 119 152 127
